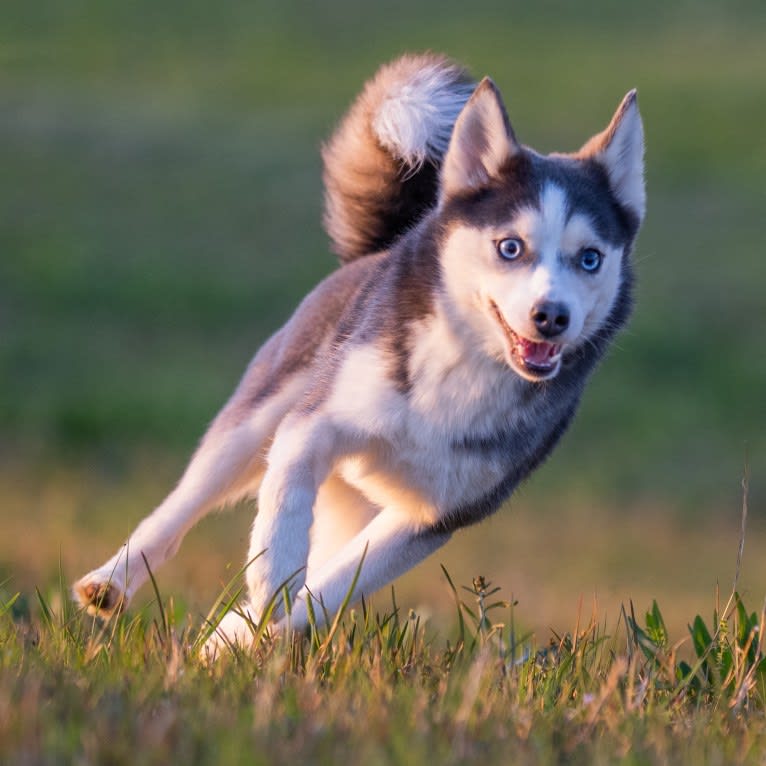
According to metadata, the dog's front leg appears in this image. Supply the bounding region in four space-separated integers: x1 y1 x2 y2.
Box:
283 509 451 632
203 417 343 655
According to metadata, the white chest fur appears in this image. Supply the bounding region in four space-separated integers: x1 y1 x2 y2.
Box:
326 309 545 523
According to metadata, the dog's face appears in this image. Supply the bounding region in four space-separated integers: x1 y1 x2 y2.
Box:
437 79 645 382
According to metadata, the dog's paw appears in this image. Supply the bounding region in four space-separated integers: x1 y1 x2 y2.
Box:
199 610 257 663
72 573 126 618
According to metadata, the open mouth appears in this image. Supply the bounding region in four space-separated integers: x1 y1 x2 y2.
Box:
489 300 563 381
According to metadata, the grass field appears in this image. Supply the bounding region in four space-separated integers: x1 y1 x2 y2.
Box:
2 574 766 764
2 1 766 761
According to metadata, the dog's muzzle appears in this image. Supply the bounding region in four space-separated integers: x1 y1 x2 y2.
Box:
489 300 563 381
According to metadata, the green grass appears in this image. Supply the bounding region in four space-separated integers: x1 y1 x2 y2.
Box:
3 568 766 765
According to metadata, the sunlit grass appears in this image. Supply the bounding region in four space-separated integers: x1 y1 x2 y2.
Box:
3 555 766 765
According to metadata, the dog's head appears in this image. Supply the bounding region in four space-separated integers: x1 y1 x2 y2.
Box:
436 78 644 382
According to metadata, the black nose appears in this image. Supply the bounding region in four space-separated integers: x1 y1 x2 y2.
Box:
530 301 570 337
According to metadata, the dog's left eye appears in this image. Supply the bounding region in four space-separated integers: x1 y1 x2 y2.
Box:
578 248 602 273
497 238 524 261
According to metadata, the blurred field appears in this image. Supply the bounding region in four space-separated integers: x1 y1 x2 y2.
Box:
2 0 765 641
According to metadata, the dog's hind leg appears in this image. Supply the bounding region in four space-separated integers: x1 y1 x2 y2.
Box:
73 257 372 621
73 371 308 619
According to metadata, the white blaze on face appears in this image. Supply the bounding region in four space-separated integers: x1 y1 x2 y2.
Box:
495 182 623 349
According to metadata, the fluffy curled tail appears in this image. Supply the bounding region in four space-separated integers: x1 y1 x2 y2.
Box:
322 53 476 264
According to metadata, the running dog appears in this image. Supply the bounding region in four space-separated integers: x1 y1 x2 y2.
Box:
74 54 645 654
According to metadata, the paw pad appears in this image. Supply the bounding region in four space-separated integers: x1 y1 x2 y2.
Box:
76 580 125 617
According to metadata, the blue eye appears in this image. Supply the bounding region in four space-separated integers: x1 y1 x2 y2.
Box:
497 238 524 261
579 248 602 273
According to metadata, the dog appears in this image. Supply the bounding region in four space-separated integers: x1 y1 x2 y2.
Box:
73 53 645 654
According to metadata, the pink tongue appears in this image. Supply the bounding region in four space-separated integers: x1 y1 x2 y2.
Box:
518 338 556 364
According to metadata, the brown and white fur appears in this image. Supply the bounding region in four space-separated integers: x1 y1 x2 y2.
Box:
73 53 645 656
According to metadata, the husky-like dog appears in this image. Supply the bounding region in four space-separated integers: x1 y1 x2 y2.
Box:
74 54 645 653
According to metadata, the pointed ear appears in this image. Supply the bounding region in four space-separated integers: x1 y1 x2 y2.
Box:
439 77 521 202
579 90 646 222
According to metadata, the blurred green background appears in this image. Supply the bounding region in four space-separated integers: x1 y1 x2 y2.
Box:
2 0 765 636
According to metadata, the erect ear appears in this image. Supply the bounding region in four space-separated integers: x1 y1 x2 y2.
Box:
578 90 646 223
439 77 521 202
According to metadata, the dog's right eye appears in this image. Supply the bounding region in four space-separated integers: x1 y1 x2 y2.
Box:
497 238 524 261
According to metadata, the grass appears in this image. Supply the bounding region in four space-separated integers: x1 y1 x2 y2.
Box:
3 555 766 765
1 484 761 764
